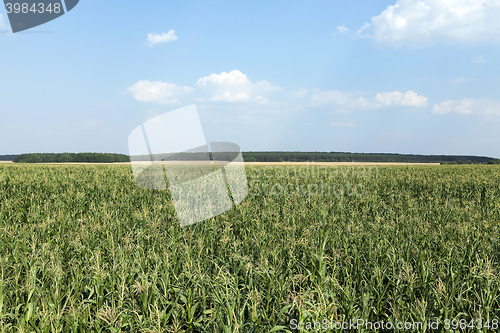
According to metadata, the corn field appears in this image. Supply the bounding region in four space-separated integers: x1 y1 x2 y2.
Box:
0 164 499 332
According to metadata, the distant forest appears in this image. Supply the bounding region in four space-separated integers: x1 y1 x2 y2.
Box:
1 152 499 164
0 155 15 161
241 152 500 164
11 153 130 163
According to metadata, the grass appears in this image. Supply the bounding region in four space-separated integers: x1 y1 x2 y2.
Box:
0 164 499 332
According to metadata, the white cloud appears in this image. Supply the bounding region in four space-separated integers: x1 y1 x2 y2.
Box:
127 80 194 104
375 90 428 107
310 89 427 109
433 98 500 115
146 30 178 46
356 22 372 37
472 55 485 63
196 70 283 103
331 121 355 127
337 25 350 33
291 88 308 99
365 0 500 47
0 14 6 29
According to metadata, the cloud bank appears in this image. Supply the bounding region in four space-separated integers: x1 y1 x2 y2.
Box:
363 0 500 47
127 80 194 104
310 89 428 109
433 98 500 115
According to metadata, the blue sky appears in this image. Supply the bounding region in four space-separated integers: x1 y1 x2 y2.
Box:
1 0 500 157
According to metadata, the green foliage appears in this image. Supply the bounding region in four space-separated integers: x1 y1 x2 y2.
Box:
0 164 499 331
13 152 130 163
59 153 71 163
241 151 496 164
0 155 15 161
10 152 498 164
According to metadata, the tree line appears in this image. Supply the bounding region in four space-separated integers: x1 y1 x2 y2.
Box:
130 151 499 163
13 153 130 163
4 151 500 164
0 155 15 161
241 151 499 164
